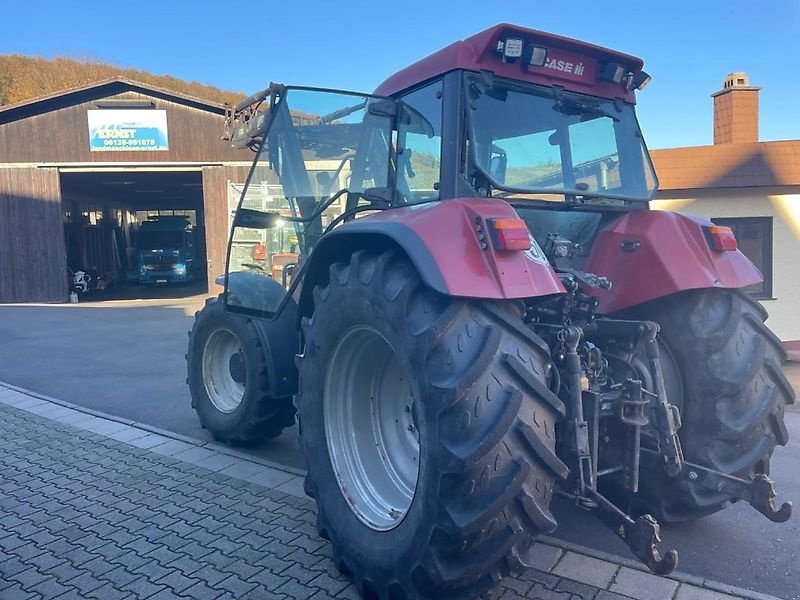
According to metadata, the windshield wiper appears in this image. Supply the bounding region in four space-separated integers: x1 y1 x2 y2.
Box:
554 97 620 122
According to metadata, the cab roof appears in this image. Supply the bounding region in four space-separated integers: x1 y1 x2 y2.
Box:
374 23 645 102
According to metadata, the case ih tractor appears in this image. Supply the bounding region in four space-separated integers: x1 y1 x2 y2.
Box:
187 24 794 599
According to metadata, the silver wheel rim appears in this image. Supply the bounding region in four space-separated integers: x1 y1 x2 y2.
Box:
202 329 246 413
324 326 419 531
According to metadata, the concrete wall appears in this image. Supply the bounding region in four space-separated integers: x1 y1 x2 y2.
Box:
652 187 800 342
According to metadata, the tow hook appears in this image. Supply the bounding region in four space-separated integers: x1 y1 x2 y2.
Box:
684 463 792 523
622 514 679 576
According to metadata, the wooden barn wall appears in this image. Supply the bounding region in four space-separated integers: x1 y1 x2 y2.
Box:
0 168 66 303
202 164 251 292
0 91 252 164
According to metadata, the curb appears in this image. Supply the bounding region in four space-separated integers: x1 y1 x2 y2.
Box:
0 381 783 600
0 380 305 477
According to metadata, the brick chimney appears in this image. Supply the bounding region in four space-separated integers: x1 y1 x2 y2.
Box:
711 72 760 144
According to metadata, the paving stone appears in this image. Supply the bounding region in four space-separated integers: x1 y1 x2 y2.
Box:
248 567 291 591
56 571 106 595
84 581 134 600
156 569 200 593
596 590 638 600
280 561 319 584
555 577 600 599
25 551 64 572
183 580 226 599
12 566 51 590
609 567 678 600
308 572 350 596
275 577 320 599
215 573 257 596
552 551 619 589
499 575 533 595
191 564 232 587
529 543 563 573
674 585 742 600
122 577 167 598
28 577 75 598
46 561 85 584
526 583 574 599
0 583 39 600
99 565 143 589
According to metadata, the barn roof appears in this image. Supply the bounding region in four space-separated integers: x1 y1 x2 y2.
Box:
0 77 227 125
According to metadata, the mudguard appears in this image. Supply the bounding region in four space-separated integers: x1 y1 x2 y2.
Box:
249 305 298 399
583 210 762 314
215 274 299 398
298 198 565 318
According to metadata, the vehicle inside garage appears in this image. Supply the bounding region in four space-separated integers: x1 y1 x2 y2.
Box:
60 169 208 300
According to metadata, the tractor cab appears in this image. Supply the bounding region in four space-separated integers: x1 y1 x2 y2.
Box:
223 24 657 317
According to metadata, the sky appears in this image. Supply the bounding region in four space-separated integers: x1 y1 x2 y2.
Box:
2 0 799 150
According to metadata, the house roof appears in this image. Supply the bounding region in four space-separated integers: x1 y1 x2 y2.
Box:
650 139 800 191
0 77 227 125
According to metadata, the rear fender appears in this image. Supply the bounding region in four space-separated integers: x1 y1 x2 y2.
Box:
250 306 299 399
298 198 564 319
217 275 300 398
583 210 762 313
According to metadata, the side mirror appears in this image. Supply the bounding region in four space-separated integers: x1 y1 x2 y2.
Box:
490 150 507 184
234 208 283 230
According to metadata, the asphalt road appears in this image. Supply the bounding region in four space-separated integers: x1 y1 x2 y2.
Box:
1 297 798 599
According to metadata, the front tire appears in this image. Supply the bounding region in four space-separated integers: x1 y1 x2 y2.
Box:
187 296 295 445
297 251 568 599
628 289 794 522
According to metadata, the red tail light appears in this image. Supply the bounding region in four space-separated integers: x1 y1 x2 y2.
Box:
705 225 738 252
487 218 531 251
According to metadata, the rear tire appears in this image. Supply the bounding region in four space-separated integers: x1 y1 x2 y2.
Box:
187 296 295 445
297 251 567 599
626 289 794 522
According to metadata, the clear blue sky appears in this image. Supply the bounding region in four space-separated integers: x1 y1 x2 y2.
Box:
3 0 798 150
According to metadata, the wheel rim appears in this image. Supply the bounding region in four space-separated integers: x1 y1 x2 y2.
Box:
202 328 246 413
324 325 419 531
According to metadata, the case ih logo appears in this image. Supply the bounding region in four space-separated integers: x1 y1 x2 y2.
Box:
544 58 586 77
535 49 596 83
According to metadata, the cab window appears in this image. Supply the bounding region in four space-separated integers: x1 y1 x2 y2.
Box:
397 80 443 203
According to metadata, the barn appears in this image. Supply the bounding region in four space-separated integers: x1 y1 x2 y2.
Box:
0 77 253 303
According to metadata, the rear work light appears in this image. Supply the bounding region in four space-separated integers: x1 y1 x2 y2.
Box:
487 218 531 251
704 225 738 252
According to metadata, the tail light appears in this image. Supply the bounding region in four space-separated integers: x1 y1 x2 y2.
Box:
704 225 738 252
487 218 531 251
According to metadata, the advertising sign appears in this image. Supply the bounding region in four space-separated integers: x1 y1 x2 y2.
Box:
87 109 169 151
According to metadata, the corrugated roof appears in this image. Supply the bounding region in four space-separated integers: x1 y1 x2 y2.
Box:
650 139 800 191
0 77 226 124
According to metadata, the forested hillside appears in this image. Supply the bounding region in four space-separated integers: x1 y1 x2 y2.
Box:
0 54 243 106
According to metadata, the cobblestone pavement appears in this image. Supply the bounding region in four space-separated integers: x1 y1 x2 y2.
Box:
0 385 779 600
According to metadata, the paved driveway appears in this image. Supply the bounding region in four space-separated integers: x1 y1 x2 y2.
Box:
0 298 304 470
1 299 798 599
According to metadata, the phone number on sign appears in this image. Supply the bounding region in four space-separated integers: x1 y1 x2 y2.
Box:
102 139 159 147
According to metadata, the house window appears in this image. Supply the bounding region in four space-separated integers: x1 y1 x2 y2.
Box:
712 217 773 299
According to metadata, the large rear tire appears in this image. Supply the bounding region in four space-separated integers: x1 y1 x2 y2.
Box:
186 296 295 445
626 289 794 522
297 251 568 600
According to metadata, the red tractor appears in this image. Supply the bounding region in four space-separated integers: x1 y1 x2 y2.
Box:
187 24 794 599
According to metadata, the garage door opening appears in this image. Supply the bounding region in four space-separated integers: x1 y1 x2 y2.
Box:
60 170 209 300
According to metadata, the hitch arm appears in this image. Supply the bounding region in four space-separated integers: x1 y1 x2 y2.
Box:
684 463 792 523
585 488 679 575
